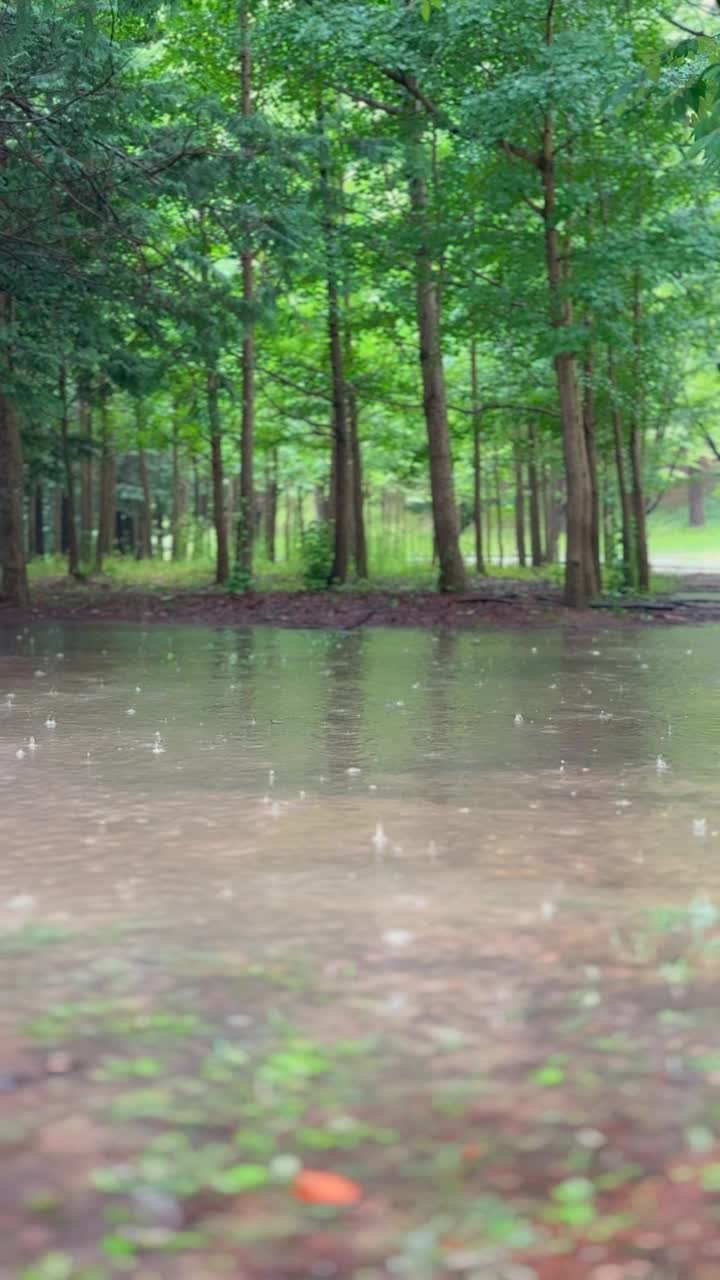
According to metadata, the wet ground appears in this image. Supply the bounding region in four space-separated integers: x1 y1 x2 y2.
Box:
1 622 720 1280
8 576 720 633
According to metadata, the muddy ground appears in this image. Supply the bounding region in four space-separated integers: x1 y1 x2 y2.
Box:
4 575 720 632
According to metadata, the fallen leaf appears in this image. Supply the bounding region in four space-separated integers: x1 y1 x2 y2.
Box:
292 1169 362 1206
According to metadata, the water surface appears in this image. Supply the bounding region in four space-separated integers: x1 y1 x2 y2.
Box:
2 622 720 1278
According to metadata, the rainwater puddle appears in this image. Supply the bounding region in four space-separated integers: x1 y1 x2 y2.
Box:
1 623 719 1278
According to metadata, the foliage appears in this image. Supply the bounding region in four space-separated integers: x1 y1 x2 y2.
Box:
300 521 333 589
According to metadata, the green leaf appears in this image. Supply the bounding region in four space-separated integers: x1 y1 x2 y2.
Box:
210 1164 269 1194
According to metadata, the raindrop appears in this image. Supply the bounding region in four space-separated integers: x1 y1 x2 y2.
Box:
656 755 669 773
514 712 524 725
383 929 413 948
693 818 707 838
27 736 37 752
152 732 165 755
346 766 361 775
126 708 136 716
45 716 56 728
15 748 25 760
372 822 388 853
7 894 34 911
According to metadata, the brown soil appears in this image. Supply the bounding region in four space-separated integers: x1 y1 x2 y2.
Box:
3 577 719 631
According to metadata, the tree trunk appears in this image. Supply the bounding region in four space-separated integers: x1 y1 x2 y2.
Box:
136 403 153 561
582 347 602 591
513 441 526 567
318 108 350 585
348 388 367 578
688 467 705 526
606 347 633 587
485 470 493 564
629 420 649 591
171 419 188 561
235 3 255 578
264 448 278 562
470 341 485 574
284 489 291 562
0 354 29 602
408 129 465 592
79 401 93 564
539 32 598 607
207 372 229 583
59 367 80 577
528 423 543 567
629 275 650 592
602 470 615 571
27 490 36 559
34 484 45 557
95 402 115 572
53 486 63 555
494 454 504 567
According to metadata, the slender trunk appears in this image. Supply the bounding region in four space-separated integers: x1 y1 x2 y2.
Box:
264 448 278 562
59 366 79 577
0 147 29 600
344 317 367 579
470 341 485 574
136 402 153 560
318 107 350 585
628 275 650 591
155 503 164 558
27 490 36 559
528 424 543 567
409 161 465 590
582 347 602 591
235 3 255 577
513 441 526 567
494 455 504 567
688 467 705 526
602 469 615 571
207 372 229 583
0 321 29 602
53 486 63 555
79 401 93 563
297 488 305 541
348 386 367 578
171 419 188 560
34 484 45 557
629 422 649 591
284 489 291 562
485 470 493 564
193 458 201 522
539 19 597 606
606 347 633 587
95 401 115 572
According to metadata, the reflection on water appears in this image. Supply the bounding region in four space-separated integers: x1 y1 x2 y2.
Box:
0 622 719 939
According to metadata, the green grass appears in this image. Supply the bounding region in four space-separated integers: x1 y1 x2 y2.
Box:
26 494 720 595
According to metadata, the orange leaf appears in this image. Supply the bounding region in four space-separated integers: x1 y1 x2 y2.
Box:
292 1169 363 1206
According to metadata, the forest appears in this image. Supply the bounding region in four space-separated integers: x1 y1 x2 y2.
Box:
2 0 720 611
